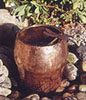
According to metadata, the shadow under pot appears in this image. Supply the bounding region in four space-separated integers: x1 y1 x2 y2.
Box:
14 25 68 93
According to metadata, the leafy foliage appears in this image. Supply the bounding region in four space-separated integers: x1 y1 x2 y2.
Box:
4 0 86 25
74 0 86 23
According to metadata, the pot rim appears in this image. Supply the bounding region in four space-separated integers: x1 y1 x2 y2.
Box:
16 24 66 48
19 24 62 33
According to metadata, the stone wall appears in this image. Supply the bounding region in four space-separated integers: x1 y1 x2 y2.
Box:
0 9 28 28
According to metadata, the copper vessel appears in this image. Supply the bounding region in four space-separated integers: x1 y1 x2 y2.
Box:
14 25 68 93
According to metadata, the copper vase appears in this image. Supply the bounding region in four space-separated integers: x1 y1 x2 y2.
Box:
14 25 68 93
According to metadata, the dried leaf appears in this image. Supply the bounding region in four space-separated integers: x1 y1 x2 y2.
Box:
17 8 25 16
56 87 65 93
79 14 86 23
14 5 25 15
67 52 78 64
23 94 40 100
35 6 40 14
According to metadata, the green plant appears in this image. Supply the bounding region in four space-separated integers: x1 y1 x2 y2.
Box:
4 0 86 25
73 0 86 23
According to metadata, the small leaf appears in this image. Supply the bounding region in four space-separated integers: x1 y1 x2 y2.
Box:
42 7 47 15
17 8 25 16
31 1 37 6
35 7 40 14
26 6 30 15
14 5 25 15
25 6 33 17
78 14 86 23
62 0 66 4
82 61 86 72
21 15 26 22
67 52 78 64
72 0 77 3
60 14 64 18
20 0 29 4
27 13 32 17
73 0 79 9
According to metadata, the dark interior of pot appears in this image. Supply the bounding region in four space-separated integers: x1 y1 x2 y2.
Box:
18 26 61 46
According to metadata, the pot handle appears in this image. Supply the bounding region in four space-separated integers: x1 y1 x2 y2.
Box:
43 26 69 41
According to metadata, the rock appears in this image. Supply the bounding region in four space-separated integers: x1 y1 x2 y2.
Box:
0 46 13 59
10 77 18 88
0 23 19 48
0 9 28 28
52 95 61 100
79 85 86 92
60 23 86 46
72 97 77 100
64 63 78 81
0 9 18 25
62 93 77 100
77 44 86 61
0 95 11 100
56 79 70 93
60 79 70 88
0 58 3 67
0 59 11 86
0 74 6 83
0 59 12 97
80 73 86 84
56 87 65 93
0 54 16 78
8 90 21 100
82 61 86 72
22 94 40 100
0 46 20 83
0 59 10 83
68 84 78 92
0 59 4 74
0 77 11 89
62 93 73 99
41 97 51 100
63 97 77 100
1 65 9 77
77 92 86 100
0 87 11 96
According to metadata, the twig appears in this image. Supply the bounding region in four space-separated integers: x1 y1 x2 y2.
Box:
48 38 58 45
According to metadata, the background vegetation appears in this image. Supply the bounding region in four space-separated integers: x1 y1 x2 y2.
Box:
4 0 86 26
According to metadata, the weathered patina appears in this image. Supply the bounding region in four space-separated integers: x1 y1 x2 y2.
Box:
14 25 68 93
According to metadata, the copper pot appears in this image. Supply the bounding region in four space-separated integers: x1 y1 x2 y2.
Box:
14 25 68 93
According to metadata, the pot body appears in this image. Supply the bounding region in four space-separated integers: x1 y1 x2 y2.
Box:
14 25 68 93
